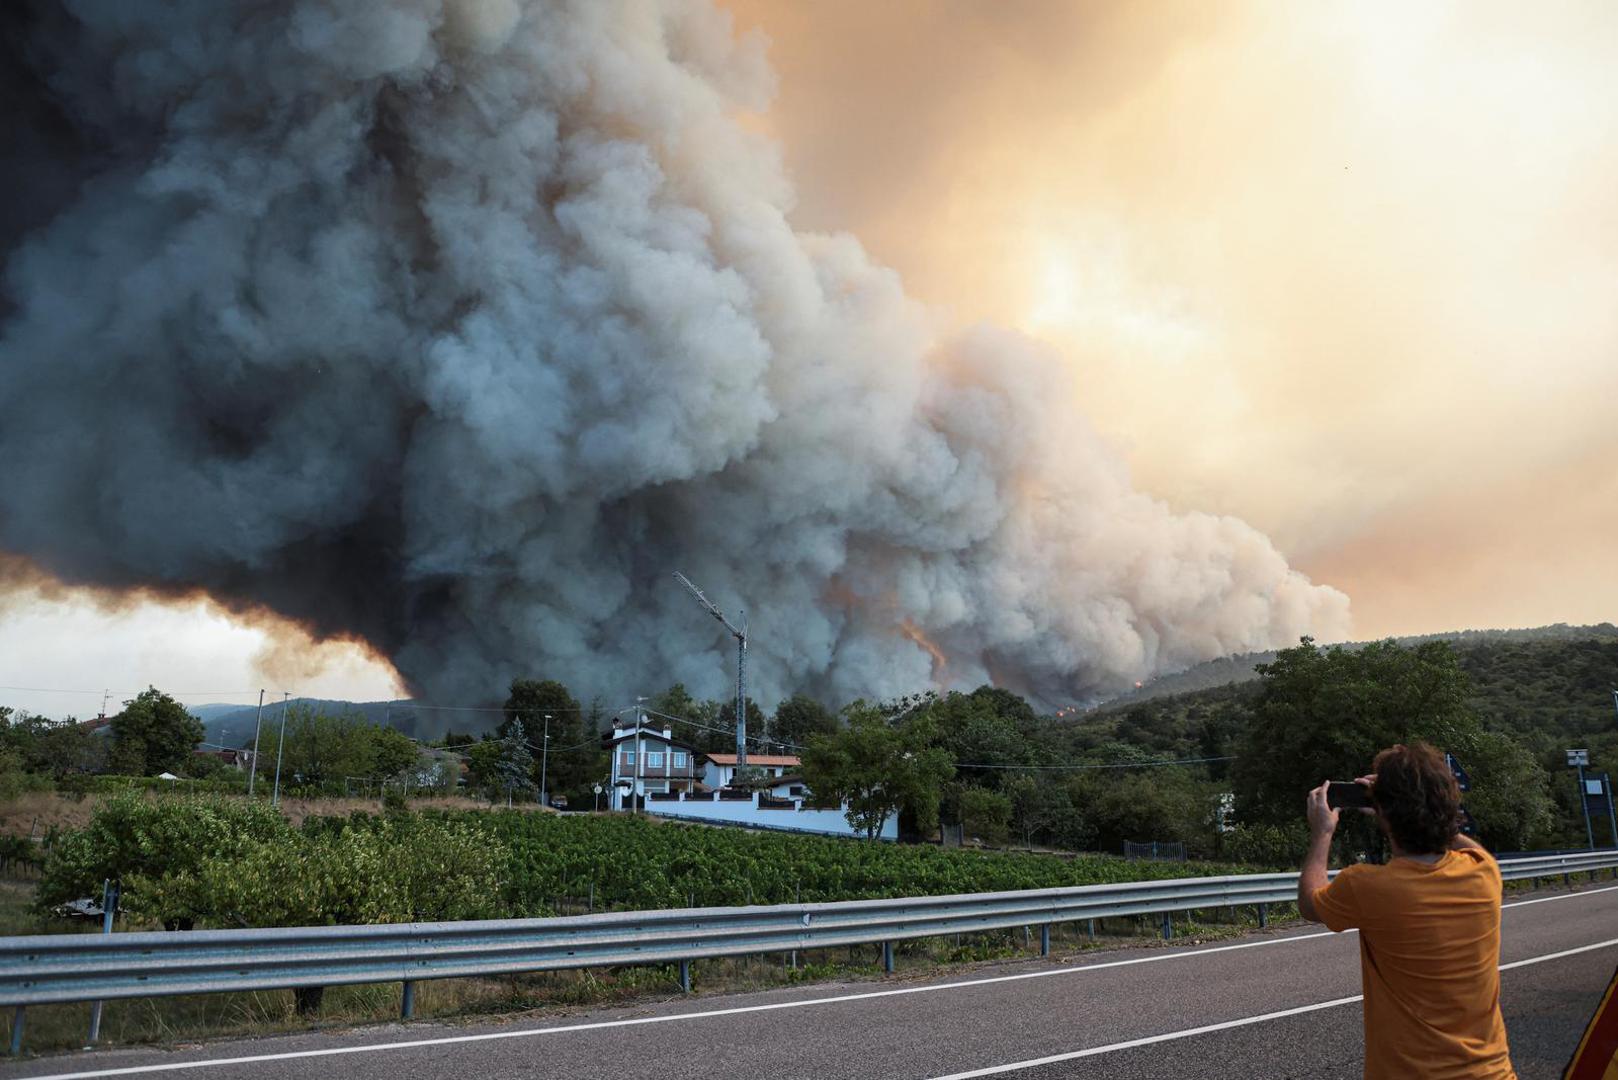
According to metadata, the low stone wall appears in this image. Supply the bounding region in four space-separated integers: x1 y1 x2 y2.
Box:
641 790 898 840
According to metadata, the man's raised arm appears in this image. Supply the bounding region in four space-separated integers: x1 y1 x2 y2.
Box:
1298 779 1339 923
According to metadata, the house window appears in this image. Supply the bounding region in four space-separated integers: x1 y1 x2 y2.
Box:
647 752 664 768
672 752 687 767
623 751 635 765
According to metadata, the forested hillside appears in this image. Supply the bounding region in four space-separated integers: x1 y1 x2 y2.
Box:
1108 622 1618 707
1040 631 1618 851
1073 631 1618 756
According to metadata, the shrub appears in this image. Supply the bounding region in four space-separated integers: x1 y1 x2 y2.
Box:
40 799 504 929
37 793 289 926
1217 822 1308 869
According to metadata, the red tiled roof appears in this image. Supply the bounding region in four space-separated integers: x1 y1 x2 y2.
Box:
704 754 800 767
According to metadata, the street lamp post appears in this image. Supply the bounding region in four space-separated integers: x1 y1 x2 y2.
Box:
271 692 290 807
1568 748 1595 850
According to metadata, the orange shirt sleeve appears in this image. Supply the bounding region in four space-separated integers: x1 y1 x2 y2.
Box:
1311 865 1366 932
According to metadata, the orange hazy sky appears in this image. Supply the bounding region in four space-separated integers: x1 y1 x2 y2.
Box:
725 0 1618 639
3 1 1615 718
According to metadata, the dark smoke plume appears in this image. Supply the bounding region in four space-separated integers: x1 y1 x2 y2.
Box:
0 0 1350 728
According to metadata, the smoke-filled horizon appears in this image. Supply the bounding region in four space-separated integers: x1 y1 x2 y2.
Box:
724 0 1618 643
0 0 1350 728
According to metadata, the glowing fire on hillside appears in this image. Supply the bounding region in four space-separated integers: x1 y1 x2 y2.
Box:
899 619 949 682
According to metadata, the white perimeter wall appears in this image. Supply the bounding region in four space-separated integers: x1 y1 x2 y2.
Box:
642 792 898 841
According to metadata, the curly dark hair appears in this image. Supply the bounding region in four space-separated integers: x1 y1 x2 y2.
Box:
1371 742 1461 855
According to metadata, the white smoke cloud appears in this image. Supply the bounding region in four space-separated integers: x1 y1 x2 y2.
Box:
0 0 1349 727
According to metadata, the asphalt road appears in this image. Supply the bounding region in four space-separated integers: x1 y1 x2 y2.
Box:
12 883 1618 1080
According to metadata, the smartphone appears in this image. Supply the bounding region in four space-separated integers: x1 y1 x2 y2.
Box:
1327 781 1372 811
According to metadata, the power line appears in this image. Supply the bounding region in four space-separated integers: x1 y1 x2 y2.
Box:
953 755 1235 771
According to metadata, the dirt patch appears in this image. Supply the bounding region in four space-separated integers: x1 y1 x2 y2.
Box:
274 794 504 825
0 791 100 838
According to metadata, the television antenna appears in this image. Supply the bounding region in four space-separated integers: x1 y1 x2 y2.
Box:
673 571 749 765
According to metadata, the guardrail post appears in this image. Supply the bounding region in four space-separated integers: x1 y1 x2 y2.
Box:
1040 924 1051 957
1258 903 1268 928
1161 912 1173 941
679 959 691 993
1087 918 1096 941
882 941 894 973
9 1006 22 1056
401 980 416 1020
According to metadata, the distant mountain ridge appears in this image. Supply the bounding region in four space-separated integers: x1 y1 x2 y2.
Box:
188 623 1618 745
197 699 432 748
1099 622 1618 711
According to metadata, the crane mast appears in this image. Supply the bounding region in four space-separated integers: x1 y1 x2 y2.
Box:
673 571 748 765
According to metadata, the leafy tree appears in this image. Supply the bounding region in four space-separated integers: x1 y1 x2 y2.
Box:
1069 768 1225 857
771 693 837 749
1 709 104 779
368 726 420 780
539 699 608 805
922 689 1037 789
957 786 1013 844
38 792 287 928
109 687 205 776
1458 731 1554 851
500 679 579 741
1007 778 1096 852
256 707 362 786
801 704 954 840
464 739 505 794
1232 638 1481 832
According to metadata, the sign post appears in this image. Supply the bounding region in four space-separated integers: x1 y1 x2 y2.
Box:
1604 773 1618 850
1569 749 1595 850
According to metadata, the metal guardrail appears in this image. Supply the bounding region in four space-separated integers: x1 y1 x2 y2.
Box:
3 849 1615 1053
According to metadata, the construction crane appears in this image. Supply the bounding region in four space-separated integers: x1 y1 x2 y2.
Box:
673 571 749 765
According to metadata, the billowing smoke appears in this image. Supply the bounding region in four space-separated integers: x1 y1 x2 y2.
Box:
0 0 1349 724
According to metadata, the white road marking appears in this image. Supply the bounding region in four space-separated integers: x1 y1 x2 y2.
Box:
924 933 1618 1079
17 883 1618 1079
1500 936 1618 970
925 996 1370 1080
1501 882 1618 909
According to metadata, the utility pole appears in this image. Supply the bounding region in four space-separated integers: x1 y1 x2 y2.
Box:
272 692 290 807
540 713 552 808
673 571 749 765
633 698 646 813
247 690 265 796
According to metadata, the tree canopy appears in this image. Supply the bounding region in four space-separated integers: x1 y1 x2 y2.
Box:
110 687 204 776
801 704 954 840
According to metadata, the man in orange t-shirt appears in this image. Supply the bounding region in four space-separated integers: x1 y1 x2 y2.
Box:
1299 741 1516 1079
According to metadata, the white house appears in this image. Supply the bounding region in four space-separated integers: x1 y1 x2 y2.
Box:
603 719 704 810
701 753 801 790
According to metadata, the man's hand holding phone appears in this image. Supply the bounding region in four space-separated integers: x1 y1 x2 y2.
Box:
1310 774 1376 838
1307 780 1340 837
